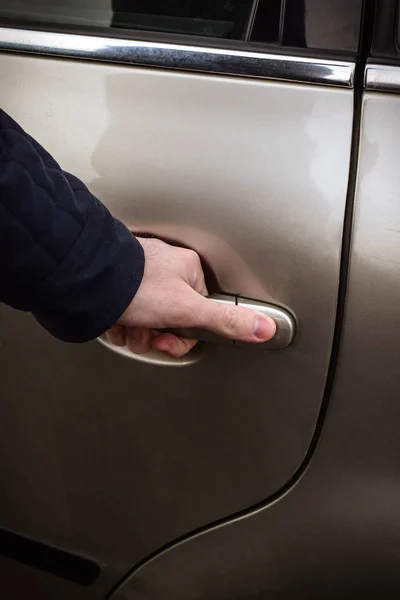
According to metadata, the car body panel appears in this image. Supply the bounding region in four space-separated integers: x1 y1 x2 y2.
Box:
0 50 353 593
109 91 400 600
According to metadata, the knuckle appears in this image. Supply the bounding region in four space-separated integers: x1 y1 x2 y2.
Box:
174 340 190 358
186 249 201 268
221 307 240 331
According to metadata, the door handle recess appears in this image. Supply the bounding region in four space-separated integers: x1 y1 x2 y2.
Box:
164 294 295 351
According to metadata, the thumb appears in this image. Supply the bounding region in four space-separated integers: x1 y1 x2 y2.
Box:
196 295 276 343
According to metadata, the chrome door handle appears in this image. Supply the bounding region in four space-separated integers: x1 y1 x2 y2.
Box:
163 294 295 351
98 294 296 367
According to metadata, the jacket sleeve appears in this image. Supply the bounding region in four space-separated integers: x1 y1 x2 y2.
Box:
0 109 145 343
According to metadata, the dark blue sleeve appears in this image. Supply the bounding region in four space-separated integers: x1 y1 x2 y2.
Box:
0 109 144 342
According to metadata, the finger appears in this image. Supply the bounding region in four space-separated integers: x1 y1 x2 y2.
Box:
107 325 126 347
192 264 208 296
126 327 152 354
151 333 197 358
193 294 276 343
182 248 208 296
193 275 208 297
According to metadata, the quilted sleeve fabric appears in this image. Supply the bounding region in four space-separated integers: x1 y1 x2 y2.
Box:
0 109 144 342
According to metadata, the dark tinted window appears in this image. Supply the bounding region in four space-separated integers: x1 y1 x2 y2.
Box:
369 0 399 59
0 1 256 40
251 0 362 53
0 0 362 53
398 12 400 54
112 1 254 39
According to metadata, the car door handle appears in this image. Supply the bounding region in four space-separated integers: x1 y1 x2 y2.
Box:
98 294 296 367
162 294 296 351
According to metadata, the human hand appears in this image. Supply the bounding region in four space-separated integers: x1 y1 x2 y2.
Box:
106 238 276 358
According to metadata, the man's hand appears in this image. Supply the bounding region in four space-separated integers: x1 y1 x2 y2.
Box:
106 238 276 358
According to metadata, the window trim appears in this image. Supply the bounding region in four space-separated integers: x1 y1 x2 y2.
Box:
0 26 355 87
365 63 400 93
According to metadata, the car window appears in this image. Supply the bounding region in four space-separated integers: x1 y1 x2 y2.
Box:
0 0 363 54
0 0 256 41
112 1 255 39
398 2 400 54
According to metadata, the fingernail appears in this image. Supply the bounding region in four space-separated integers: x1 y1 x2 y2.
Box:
254 316 276 340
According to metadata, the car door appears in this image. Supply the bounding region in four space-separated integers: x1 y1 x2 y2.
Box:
107 4 400 599
0 1 362 598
